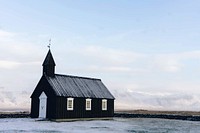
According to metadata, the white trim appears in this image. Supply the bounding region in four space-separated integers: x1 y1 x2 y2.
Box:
102 99 107 111
39 92 47 99
86 99 92 110
39 92 47 118
67 98 74 110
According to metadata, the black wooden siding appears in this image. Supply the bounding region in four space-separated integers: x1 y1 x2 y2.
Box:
31 76 57 118
55 97 114 119
30 98 39 118
31 96 114 119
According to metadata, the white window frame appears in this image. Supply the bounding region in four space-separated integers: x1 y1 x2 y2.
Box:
86 99 92 110
102 99 107 111
67 98 74 110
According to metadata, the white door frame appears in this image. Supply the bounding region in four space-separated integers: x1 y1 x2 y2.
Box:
39 92 47 118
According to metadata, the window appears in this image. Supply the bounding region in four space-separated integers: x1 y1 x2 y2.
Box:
86 99 92 110
102 99 107 110
67 98 74 110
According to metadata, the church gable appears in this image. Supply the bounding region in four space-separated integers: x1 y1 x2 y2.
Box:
30 75 56 98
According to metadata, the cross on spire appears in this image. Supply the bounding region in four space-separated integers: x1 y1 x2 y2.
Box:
48 39 51 49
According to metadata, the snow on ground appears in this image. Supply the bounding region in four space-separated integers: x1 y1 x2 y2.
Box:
0 118 200 133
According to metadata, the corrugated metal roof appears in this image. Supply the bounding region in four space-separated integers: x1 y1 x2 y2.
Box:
45 74 115 99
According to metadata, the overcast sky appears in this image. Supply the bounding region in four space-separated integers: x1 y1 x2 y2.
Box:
0 0 200 111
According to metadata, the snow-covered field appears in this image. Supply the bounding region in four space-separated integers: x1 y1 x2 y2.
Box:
0 118 200 133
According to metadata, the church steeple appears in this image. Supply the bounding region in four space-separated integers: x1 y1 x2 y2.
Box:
42 49 56 77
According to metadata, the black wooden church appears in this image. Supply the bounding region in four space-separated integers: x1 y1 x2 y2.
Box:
30 49 115 120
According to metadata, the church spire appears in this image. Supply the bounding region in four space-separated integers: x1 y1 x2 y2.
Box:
42 49 56 77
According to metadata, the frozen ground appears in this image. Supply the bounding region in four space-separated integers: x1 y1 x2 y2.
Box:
0 118 200 133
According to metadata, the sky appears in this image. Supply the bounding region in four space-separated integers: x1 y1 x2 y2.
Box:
0 0 200 111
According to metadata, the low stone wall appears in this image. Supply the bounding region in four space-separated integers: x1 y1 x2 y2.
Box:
0 112 30 118
114 113 200 121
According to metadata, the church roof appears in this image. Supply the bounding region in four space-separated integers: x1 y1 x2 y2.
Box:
45 74 115 99
42 50 56 66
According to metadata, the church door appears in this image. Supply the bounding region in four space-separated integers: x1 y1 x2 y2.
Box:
39 92 47 118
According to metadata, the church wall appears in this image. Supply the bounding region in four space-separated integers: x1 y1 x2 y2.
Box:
54 97 114 119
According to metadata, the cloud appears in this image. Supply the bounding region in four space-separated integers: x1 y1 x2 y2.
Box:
148 50 200 73
61 45 147 75
152 55 183 72
0 30 43 110
0 89 31 111
78 45 145 65
68 45 200 74
0 30 15 37
176 50 200 59
114 90 200 111
0 90 17 108
86 66 132 73
0 60 40 69
0 60 21 69
0 29 44 72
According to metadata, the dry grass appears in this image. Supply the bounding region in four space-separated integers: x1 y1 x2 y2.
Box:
115 110 200 116
0 111 29 115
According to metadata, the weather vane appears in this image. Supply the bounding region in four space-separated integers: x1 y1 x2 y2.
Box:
48 39 51 49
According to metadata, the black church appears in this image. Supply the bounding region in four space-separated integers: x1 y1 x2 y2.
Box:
30 49 115 121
